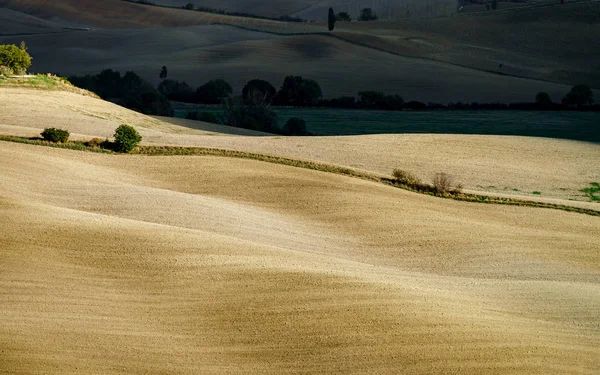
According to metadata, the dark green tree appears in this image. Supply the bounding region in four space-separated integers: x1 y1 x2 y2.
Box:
359 8 377 21
41 128 70 143
159 66 168 80
328 8 336 31
336 12 351 22
275 76 322 107
0 42 32 74
113 124 142 153
158 79 194 101
195 79 233 104
535 92 553 107
562 85 594 106
242 79 277 105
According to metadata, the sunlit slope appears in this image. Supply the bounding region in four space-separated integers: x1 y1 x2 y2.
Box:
1 87 599 204
1 141 599 374
0 88 270 137
0 26 574 102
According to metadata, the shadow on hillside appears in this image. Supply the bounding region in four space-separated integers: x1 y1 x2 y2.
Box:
273 109 600 143
153 116 275 137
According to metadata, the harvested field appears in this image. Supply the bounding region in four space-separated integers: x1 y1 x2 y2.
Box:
2 88 599 205
1 139 599 374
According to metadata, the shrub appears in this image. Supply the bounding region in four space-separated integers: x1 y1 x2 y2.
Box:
283 118 310 136
113 124 142 153
0 42 32 73
392 169 421 186
41 128 70 143
359 8 378 21
336 12 351 22
0 65 13 77
433 173 458 194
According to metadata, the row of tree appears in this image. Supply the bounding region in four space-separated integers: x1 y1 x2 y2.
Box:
68 67 596 116
158 76 323 107
328 8 378 30
157 70 596 111
69 70 171 116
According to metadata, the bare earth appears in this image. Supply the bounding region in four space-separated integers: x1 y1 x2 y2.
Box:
1 88 599 205
2 137 600 374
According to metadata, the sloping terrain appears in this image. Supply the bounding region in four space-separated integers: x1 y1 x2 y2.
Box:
334 1 600 87
0 25 576 102
0 0 295 30
150 0 459 20
0 8 84 35
1 138 600 374
1 0 598 99
2 87 599 205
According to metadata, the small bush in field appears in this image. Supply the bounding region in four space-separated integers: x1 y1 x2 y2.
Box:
392 169 421 186
41 128 69 143
113 124 142 153
433 173 459 194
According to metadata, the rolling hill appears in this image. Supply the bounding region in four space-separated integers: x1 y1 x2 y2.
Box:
1 0 598 102
2 87 599 205
2 121 600 374
1 0 600 372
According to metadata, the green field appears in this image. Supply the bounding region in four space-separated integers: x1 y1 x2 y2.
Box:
172 104 600 142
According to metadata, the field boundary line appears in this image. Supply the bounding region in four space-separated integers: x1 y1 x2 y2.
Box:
1 135 599 216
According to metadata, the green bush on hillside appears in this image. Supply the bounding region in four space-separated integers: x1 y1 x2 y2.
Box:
0 42 32 74
392 169 421 186
0 65 13 77
41 128 70 143
113 124 142 153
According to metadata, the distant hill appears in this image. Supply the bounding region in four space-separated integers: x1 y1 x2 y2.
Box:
146 0 459 20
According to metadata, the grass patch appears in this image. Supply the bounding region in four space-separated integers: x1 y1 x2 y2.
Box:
0 74 99 98
532 191 542 195
581 182 600 202
1 135 599 217
0 135 112 153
